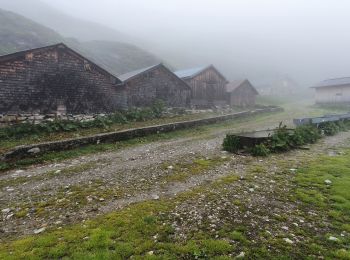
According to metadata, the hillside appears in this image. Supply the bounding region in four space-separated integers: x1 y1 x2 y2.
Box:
0 0 134 43
0 8 160 75
0 9 63 54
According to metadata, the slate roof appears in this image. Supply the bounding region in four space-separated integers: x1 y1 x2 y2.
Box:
118 64 161 82
313 77 350 88
0 43 122 83
226 79 259 94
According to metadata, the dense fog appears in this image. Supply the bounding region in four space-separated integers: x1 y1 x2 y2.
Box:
2 0 350 91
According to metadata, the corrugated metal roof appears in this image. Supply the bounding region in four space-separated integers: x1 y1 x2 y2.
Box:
313 77 350 88
174 66 209 79
118 64 160 82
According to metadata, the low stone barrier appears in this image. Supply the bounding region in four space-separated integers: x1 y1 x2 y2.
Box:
1 107 283 162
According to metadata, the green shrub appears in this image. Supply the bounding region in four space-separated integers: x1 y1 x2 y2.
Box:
250 143 270 156
222 135 241 153
319 122 340 136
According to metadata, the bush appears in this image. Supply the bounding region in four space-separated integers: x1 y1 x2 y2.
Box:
222 135 241 153
250 143 270 157
319 122 340 136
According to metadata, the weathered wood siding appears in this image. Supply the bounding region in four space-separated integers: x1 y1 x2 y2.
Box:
124 66 190 107
0 45 126 114
229 81 258 107
185 67 227 107
315 85 350 104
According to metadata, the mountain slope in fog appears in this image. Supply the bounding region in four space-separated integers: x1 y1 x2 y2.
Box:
0 8 160 75
0 0 133 43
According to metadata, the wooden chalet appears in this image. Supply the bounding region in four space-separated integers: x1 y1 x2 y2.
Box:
174 65 228 108
118 64 191 108
226 79 259 107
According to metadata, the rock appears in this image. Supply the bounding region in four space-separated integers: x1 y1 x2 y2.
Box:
167 166 174 170
147 251 154 255
6 188 14 192
6 214 14 220
15 170 24 174
152 195 160 200
2 208 11 214
99 198 105 202
290 168 297 173
55 170 62 174
282 226 289 231
328 236 339 242
236 252 245 258
249 188 254 192
28 147 40 154
34 227 46 234
283 238 294 244
325 179 332 185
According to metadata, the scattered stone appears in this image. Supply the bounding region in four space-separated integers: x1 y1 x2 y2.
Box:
249 188 254 192
15 170 24 174
328 236 339 242
147 251 154 255
325 179 332 185
236 252 245 258
83 236 90 240
99 198 105 202
282 226 289 231
2 208 11 214
283 238 294 244
28 147 40 154
55 170 62 174
6 188 14 192
290 168 297 173
6 214 14 220
152 195 160 200
34 227 46 234
167 166 174 170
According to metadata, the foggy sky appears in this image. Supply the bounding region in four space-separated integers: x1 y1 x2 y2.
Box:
35 0 350 85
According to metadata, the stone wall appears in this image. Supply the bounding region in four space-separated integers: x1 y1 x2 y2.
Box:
0 44 126 115
1 106 283 161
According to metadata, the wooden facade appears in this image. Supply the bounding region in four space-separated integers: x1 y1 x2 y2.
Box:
0 43 126 114
175 65 228 108
313 78 350 104
226 79 259 107
119 64 191 108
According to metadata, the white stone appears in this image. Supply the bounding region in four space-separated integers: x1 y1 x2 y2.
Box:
282 226 289 231
152 195 160 200
236 252 245 258
34 227 46 234
325 179 332 185
28 147 40 154
6 188 14 192
249 188 254 192
147 251 154 255
2 208 11 214
167 166 174 170
328 236 339 242
55 170 62 174
290 168 297 172
283 238 294 244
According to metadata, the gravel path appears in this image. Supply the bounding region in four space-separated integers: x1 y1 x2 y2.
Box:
1 111 349 240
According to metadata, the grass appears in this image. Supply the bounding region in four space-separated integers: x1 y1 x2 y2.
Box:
1 147 350 259
163 157 228 183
